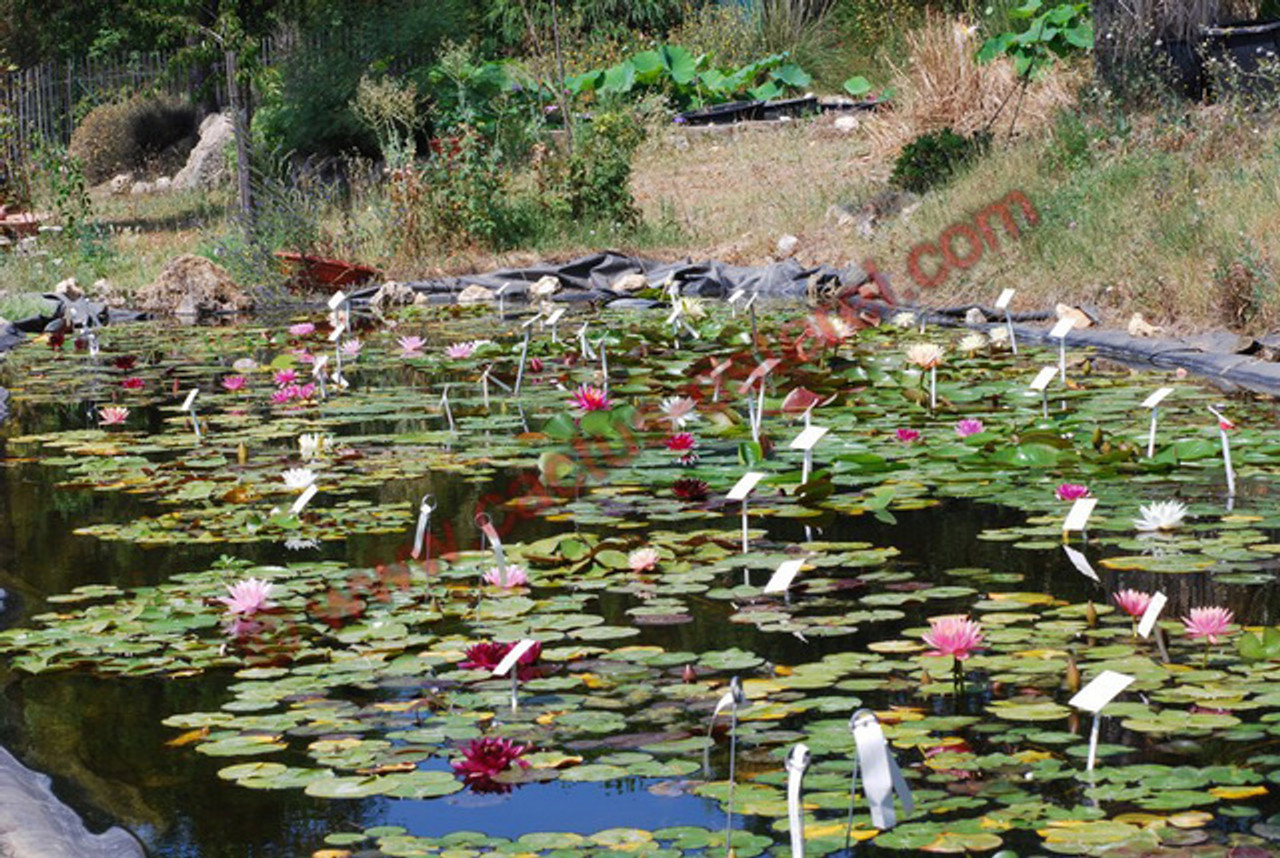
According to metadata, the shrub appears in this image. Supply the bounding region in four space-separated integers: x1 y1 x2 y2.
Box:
563 110 646 224
890 126 991 194
69 93 196 184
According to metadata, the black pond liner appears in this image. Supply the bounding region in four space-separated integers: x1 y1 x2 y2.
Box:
674 99 764 125
1202 19 1280 95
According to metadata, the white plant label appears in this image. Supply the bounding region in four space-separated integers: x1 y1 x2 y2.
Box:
492 639 539 677
544 306 566 326
1049 317 1077 339
789 425 829 452
1137 592 1167 639
744 292 759 311
290 484 318 515
995 288 1016 310
411 494 435 560
1070 670 1135 714
1029 366 1058 392
728 288 746 305
327 290 347 311
764 558 805 594
180 389 199 412
850 709 914 830
1142 387 1174 409
1062 497 1098 533
328 323 346 342
727 471 766 501
312 355 329 375
785 744 811 858
522 312 544 330
1062 545 1099 582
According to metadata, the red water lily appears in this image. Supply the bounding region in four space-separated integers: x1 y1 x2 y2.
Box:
452 737 530 793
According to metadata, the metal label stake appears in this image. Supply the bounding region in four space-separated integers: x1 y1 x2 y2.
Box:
1049 317 1076 384
440 385 455 432
727 472 766 555
411 494 436 561
1069 670 1135 773
1209 406 1237 497
476 513 507 584
180 388 202 444
1030 366 1056 420
492 638 538 712
846 709 913 833
1141 387 1173 458
786 744 811 858
995 288 1017 354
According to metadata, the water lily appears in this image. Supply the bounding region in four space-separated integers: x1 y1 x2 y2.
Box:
628 547 660 573
281 468 316 490
298 433 330 461
120 376 145 390
398 335 426 357
217 578 274 616
922 615 985 661
484 564 529 588
341 338 363 358
221 375 247 392
672 296 707 321
113 355 138 371
1113 589 1152 619
664 432 698 465
958 332 987 354
1134 500 1187 532
896 428 921 443
288 322 316 336
459 640 542 676
274 369 298 387
445 341 477 359
452 737 530 793
955 418 984 438
673 477 709 501
660 396 698 429
1183 605 1235 665
988 326 1011 348
1056 483 1090 501
905 343 945 369
570 383 611 413
892 311 917 329
98 406 129 426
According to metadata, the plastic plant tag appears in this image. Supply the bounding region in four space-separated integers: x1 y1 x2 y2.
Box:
764 558 805 594
1142 387 1174 409
1062 545 1099 582
727 472 766 501
1029 366 1058 392
475 514 507 580
328 323 346 342
1209 406 1237 496
744 292 759 310
544 306 566 326
311 355 329 375
492 639 539 677
738 358 781 395
1062 497 1098 533
786 744 811 858
327 290 347 311
1049 317 1077 339
665 303 682 326
728 288 746 305
411 494 435 561
1137 592 1167 639
180 389 198 412
522 312 543 330
290 484 318 515
849 709 913 830
790 425 829 451
1070 670 1134 714
995 288 1016 310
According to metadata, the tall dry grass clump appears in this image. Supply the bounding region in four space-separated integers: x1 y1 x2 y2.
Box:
862 14 1081 159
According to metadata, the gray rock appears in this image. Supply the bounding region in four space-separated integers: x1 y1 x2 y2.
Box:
833 115 859 132
172 113 234 191
129 181 154 195
108 174 132 195
776 234 799 258
135 254 252 317
964 307 987 325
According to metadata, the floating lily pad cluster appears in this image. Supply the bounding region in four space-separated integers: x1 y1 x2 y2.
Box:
4 303 1280 855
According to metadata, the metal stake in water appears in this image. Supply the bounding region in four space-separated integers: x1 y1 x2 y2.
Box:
411 494 435 561
752 380 766 444
480 366 491 410
1147 407 1159 458
578 322 596 361
441 385 456 432
180 389 201 444
929 365 937 412
514 327 531 395
1209 406 1236 497
786 744 811 858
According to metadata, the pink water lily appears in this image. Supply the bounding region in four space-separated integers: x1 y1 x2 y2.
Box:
1056 483 1090 501
452 737 530 793
1183 606 1234 644
217 578 275 616
896 428 920 443
221 375 247 392
341 338 363 358
288 322 316 337
446 341 478 359
398 335 426 357
628 547 660 573
484 564 529 588
98 406 130 426
120 376 145 390
1113 589 1152 619
664 432 697 464
570 383 611 413
923 615 984 661
274 369 298 387
955 418 985 438
660 396 698 429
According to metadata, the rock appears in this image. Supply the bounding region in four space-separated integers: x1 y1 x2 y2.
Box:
964 307 987 325
610 273 649 294
135 254 252 317
172 113 234 191
1054 303 1093 329
456 284 495 305
530 275 560 299
833 115 859 132
53 277 83 301
776 234 799 258
109 174 132 195
369 281 414 314
130 181 154 195
825 204 857 228
1126 312 1162 337
154 176 172 192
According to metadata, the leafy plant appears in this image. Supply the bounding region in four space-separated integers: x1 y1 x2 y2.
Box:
1239 627 1280 662
890 127 991 194
976 0 1093 77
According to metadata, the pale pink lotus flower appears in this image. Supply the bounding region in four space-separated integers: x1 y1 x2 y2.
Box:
628 547 660 573
398 335 427 357
1056 483 1090 501
483 565 529 588
445 341 477 359
221 375 247 392
896 428 920 443
660 396 698 429
99 406 130 426
341 339 363 358
288 322 316 336
271 387 294 405
1182 606 1234 644
274 369 298 387
922 615 984 661
218 578 275 616
293 349 316 364
905 343 945 369
955 418 985 438
1113 589 1152 619
570 383 611 413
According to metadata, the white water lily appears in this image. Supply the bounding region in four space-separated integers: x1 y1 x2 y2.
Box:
660 396 699 429
283 537 320 551
1134 500 1188 532
958 332 987 354
281 467 316 490
988 326 1010 348
298 433 331 461
892 311 917 329
905 343 945 369
673 296 707 321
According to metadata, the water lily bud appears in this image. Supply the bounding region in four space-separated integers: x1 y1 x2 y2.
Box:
237 442 248 465
1086 601 1098 628
682 664 696 683
1065 653 1081 693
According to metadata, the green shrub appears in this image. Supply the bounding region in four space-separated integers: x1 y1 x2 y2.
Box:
68 93 196 184
563 110 646 224
890 127 991 194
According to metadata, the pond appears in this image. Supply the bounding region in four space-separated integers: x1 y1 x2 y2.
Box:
3 302 1280 857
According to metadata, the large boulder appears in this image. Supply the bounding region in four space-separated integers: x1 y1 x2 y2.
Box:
172 113 234 191
136 255 252 317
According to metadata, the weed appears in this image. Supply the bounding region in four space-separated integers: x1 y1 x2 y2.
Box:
891 127 992 194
